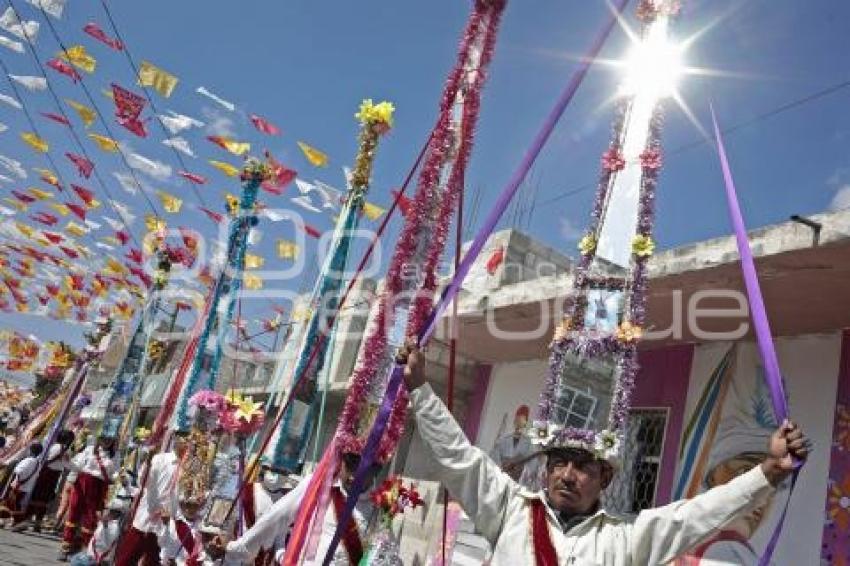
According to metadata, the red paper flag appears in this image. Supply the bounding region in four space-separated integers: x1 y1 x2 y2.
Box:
76 310 87 322
43 232 63 244
199 207 224 224
66 153 94 179
125 248 143 264
72 184 96 206
59 246 79 259
70 276 84 292
485 246 505 276
37 294 50 306
304 224 321 239
120 117 148 138
66 202 87 220
179 171 207 185
112 83 148 137
83 22 124 51
47 58 81 83
175 301 192 311
41 112 72 126
46 283 60 296
391 190 412 217
250 114 281 136
262 150 297 194
206 136 229 150
31 212 59 226
116 230 129 245
12 190 36 203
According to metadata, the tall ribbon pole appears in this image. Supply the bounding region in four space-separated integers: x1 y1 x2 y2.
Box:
322 1 631 562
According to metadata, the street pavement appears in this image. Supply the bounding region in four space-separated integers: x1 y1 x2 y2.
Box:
0 527 64 565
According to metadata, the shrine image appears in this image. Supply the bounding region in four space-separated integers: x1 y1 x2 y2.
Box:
0 1 848 565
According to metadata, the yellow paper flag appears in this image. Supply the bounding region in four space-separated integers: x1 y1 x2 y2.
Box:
362 202 386 221
66 222 88 237
66 99 96 127
224 193 240 215
215 137 250 156
138 61 179 98
28 187 53 200
244 254 264 269
21 132 48 153
34 168 59 186
145 215 167 233
4 198 27 212
88 133 119 152
49 202 70 216
297 141 328 167
277 239 299 260
209 160 240 178
156 191 183 214
105 258 126 275
243 273 263 290
15 222 34 238
101 236 121 246
60 45 97 74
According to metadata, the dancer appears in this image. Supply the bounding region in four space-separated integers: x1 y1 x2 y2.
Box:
12 429 74 532
114 429 191 565
60 436 117 560
212 452 378 565
68 498 126 566
0 442 42 527
401 345 809 564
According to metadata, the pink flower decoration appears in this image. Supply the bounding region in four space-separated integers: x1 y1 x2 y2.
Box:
189 390 227 414
640 148 663 170
601 148 625 172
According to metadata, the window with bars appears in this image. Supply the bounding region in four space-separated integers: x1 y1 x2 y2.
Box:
552 383 598 429
602 408 669 514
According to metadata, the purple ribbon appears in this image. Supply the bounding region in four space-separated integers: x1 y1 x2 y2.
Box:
711 106 798 565
322 2 632 563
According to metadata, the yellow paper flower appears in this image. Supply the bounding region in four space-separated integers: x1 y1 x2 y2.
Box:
355 99 395 128
616 321 643 343
551 316 573 345
632 234 655 257
578 234 597 255
225 390 264 422
135 426 151 440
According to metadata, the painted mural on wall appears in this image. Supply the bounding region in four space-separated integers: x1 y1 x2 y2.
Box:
672 345 789 565
821 330 850 566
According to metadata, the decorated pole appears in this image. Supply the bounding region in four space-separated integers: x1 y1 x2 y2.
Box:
537 0 682 455
173 163 263 431
99 242 173 454
268 99 395 471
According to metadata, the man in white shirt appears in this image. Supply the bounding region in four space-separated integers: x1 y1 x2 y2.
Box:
0 442 43 526
61 437 117 559
237 459 298 563
13 429 75 532
114 429 190 565
69 498 126 566
401 345 809 565
213 452 377 565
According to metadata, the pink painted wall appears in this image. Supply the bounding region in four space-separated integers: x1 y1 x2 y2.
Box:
633 344 694 505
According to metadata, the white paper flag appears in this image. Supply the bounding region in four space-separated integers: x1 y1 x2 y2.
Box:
102 216 125 231
294 178 314 195
126 152 172 181
84 219 101 230
95 242 114 251
0 205 15 216
8 74 46 91
25 0 65 19
0 35 24 53
0 93 21 109
159 111 204 135
162 136 196 157
196 86 235 112
291 195 322 213
0 123 7 133
112 171 143 195
0 8 39 41
314 181 343 210
0 174 13 184
0 154 26 178
110 200 136 225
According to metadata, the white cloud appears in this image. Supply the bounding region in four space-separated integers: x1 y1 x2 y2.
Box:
830 184 850 211
559 217 582 240
202 106 236 138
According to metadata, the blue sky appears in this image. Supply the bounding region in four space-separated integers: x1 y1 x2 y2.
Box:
1 1 849 349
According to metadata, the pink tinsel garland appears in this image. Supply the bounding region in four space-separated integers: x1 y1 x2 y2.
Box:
336 0 505 462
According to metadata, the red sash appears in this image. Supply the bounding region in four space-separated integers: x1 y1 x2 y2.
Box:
94 451 110 482
530 499 559 566
331 487 364 564
174 519 203 566
242 484 257 530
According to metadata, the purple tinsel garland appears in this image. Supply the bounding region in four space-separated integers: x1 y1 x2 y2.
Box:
537 1 675 437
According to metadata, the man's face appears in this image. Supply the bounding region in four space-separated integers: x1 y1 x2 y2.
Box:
173 435 189 458
545 449 612 515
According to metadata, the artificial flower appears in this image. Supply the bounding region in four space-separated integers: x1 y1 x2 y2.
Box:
578 234 597 255
616 321 643 343
640 147 663 170
631 234 655 257
355 98 395 129
601 148 625 172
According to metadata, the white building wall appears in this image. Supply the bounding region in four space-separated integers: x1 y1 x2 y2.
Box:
477 359 547 452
